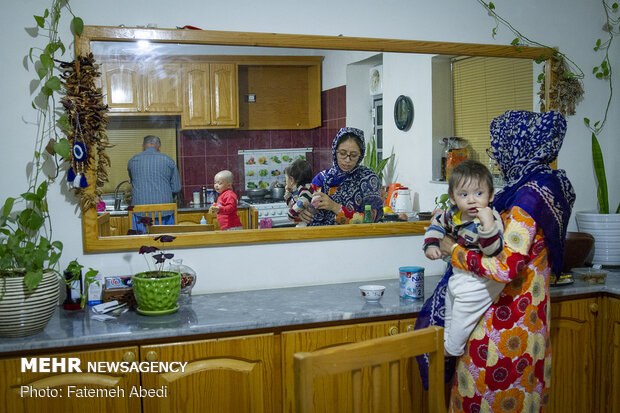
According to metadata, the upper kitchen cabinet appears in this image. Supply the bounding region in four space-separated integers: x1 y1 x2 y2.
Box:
238 56 322 130
98 57 183 114
181 62 238 129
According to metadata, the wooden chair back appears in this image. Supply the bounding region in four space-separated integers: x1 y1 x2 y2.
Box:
294 326 447 413
96 212 111 236
129 203 178 230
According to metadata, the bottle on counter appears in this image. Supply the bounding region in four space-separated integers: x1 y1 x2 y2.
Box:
201 186 208 205
200 216 207 224
363 204 373 223
169 258 197 303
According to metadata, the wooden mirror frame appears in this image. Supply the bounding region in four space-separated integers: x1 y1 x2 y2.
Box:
77 25 555 253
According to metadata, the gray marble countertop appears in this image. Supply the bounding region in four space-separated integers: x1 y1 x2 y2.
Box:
2 272 618 355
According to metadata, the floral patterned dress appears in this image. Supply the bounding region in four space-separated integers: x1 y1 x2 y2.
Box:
448 205 551 413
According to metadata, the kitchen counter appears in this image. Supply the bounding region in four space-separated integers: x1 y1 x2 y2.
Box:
1 272 618 355
99 201 251 216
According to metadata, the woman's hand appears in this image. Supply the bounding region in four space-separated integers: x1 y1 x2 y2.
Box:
439 235 457 257
297 208 314 223
311 191 341 214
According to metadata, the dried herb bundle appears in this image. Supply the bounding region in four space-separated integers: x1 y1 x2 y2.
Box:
59 53 111 211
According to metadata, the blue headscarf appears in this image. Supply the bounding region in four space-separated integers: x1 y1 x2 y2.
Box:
490 110 575 279
414 111 575 390
310 127 384 225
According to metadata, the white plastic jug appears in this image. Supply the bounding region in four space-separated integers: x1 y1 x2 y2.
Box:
392 187 413 213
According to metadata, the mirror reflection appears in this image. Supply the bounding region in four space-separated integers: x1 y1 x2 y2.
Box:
91 40 537 238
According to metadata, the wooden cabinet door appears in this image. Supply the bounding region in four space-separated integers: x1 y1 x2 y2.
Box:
210 63 238 127
549 297 598 413
143 62 183 113
398 318 432 413
182 63 212 128
140 333 279 413
0 346 140 413
101 61 142 112
281 320 398 413
600 297 620 413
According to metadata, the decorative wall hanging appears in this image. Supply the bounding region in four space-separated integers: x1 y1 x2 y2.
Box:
60 53 111 211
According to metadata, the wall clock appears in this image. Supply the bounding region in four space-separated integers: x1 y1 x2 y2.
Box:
394 95 414 131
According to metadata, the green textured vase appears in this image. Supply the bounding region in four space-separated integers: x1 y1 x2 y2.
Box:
132 271 180 315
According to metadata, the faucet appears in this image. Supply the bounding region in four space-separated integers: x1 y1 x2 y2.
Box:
114 180 131 210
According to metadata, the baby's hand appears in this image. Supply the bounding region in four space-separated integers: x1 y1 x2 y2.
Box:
425 246 442 260
477 206 494 230
210 205 220 214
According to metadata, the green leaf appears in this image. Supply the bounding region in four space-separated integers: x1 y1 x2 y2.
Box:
584 117 590 125
40 53 53 69
52 240 63 250
2 198 15 218
37 67 48 80
53 138 71 159
44 76 61 91
57 115 71 133
594 121 600 127
593 66 599 74
592 133 609 214
72 17 84 36
488 2 495 10
612 2 618 10
24 270 43 291
511 38 520 45
596 72 604 79
43 8 49 18
21 191 39 202
36 181 48 199
34 15 45 28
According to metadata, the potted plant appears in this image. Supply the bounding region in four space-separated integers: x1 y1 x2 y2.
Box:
133 232 181 316
0 2 89 337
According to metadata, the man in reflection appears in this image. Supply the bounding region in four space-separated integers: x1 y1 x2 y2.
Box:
127 135 181 233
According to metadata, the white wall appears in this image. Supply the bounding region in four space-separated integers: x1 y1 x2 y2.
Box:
2 0 618 294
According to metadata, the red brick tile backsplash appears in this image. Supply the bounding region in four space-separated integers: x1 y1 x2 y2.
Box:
179 85 346 201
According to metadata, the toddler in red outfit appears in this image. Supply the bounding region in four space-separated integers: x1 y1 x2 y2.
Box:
210 170 243 231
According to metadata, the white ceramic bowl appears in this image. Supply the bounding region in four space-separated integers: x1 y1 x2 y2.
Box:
359 285 386 302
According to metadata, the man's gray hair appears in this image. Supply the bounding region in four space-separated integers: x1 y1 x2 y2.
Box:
143 135 162 148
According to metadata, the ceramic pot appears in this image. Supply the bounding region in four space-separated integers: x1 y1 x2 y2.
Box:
575 211 620 266
562 232 595 273
0 270 60 338
132 271 180 316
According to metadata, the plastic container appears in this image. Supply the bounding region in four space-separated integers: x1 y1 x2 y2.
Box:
363 205 373 223
399 266 424 300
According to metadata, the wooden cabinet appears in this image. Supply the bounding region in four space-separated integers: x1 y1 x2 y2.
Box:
178 207 255 230
237 58 322 130
600 297 620 413
182 63 238 129
281 320 398 413
549 297 599 412
0 346 140 413
99 58 182 114
140 333 279 413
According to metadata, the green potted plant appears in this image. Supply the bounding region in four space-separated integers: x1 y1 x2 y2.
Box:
133 232 181 316
0 1 88 337
362 135 394 182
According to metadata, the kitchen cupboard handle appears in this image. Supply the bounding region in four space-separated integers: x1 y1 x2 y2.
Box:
406 324 415 332
146 351 158 362
388 326 399 336
123 351 136 362
589 303 598 314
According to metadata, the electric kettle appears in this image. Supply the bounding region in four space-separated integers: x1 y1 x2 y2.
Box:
392 187 413 213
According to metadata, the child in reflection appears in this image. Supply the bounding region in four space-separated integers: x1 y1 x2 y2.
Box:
210 170 243 231
423 159 504 357
283 159 316 227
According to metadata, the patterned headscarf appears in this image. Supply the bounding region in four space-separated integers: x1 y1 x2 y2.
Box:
490 110 576 278
310 127 384 225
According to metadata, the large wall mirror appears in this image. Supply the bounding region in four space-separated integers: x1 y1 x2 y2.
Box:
78 26 554 252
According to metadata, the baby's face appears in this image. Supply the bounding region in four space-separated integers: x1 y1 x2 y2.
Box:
285 174 296 188
214 177 231 194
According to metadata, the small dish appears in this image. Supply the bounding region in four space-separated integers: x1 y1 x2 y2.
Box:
359 285 386 302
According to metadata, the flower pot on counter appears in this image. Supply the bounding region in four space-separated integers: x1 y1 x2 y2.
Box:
575 211 620 266
0 270 60 338
132 271 180 316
